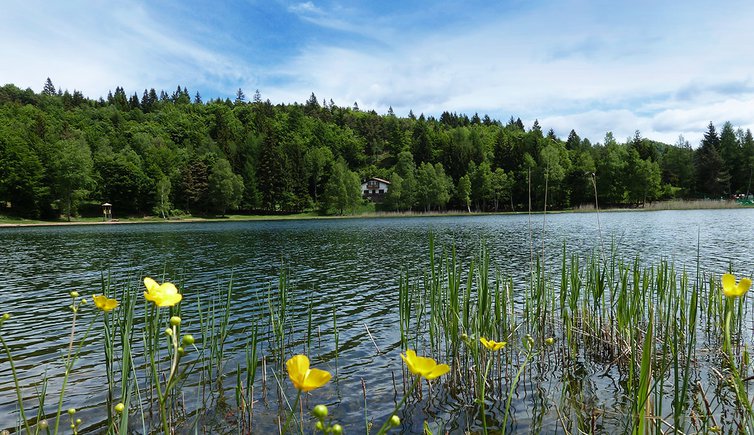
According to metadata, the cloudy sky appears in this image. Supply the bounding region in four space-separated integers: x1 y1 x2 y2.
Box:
2 0 753 145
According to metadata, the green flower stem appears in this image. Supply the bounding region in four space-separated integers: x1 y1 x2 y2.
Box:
724 300 732 355
724 299 753 428
502 349 533 433
479 356 493 435
145 308 166 433
0 335 31 434
166 324 180 390
376 374 421 435
281 389 302 434
53 307 100 434
157 323 182 435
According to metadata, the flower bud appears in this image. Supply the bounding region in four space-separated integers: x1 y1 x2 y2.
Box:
390 415 401 427
545 337 555 346
523 334 534 350
182 334 195 346
67 408 76 415
312 404 328 419
70 291 80 298
315 421 325 431
115 402 125 413
75 418 82 425
165 328 173 336
38 420 48 430
332 424 343 435
170 316 181 326
80 298 87 305
177 346 185 355
2 313 9 320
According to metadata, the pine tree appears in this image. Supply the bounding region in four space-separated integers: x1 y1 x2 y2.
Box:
695 122 729 197
129 93 141 110
306 92 319 108
141 89 150 109
235 88 246 104
718 121 740 192
565 130 581 150
42 78 56 96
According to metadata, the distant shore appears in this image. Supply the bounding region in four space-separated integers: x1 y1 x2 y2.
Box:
0 199 747 228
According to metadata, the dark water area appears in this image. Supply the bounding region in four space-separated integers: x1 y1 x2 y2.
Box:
1 209 753 432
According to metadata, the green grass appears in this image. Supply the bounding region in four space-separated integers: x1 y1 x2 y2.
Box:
1 198 746 228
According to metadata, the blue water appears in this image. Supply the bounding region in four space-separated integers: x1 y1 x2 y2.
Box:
1 209 753 432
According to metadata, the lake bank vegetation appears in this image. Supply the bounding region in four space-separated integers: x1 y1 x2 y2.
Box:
0 197 746 228
1 80 753 222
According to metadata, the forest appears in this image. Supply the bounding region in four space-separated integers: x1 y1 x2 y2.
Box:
0 79 752 219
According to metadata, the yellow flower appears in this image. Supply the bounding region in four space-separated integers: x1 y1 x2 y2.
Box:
722 273 752 298
286 354 331 392
400 349 450 380
92 295 119 312
143 277 182 307
480 337 507 351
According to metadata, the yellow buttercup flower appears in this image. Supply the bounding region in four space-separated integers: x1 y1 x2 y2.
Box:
286 354 331 392
400 349 450 380
722 273 752 298
92 295 119 312
143 277 183 308
480 337 507 351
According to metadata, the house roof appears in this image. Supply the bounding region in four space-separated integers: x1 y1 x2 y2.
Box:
367 177 391 184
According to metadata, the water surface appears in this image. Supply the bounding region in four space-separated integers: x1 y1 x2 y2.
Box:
1 209 753 432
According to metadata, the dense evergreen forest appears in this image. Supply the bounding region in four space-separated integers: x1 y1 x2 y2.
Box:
1 79 753 219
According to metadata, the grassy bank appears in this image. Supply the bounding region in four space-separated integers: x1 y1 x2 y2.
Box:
574 198 747 212
0 199 748 228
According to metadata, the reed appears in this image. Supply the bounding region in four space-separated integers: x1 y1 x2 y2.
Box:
2 238 753 434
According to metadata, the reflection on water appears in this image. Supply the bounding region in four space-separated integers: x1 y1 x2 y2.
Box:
1 208 754 431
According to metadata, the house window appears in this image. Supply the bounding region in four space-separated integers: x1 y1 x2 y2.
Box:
363 190 369 195
379 189 384 194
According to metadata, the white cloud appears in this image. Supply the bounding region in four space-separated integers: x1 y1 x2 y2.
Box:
263 0 754 144
288 1 322 15
3 0 754 146
0 1 255 99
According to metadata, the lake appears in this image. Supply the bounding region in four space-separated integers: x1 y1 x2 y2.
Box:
1 208 754 433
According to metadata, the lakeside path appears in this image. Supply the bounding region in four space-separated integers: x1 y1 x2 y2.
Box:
0 200 746 228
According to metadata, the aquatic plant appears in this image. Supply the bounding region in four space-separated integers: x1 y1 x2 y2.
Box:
4 243 754 434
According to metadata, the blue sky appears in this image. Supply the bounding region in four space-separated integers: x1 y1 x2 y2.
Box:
3 0 754 146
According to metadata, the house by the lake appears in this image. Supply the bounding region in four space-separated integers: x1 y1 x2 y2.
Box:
361 177 390 201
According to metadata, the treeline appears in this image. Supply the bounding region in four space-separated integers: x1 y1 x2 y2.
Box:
1 79 753 219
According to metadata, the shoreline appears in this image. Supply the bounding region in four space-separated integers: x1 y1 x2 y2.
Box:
0 200 747 228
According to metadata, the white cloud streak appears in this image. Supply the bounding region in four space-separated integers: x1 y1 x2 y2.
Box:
266 0 754 145
0 0 254 99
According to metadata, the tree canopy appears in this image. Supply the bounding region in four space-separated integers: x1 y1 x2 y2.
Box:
0 81 751 219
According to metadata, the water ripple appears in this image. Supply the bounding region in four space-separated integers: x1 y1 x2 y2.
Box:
1 209 754 430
